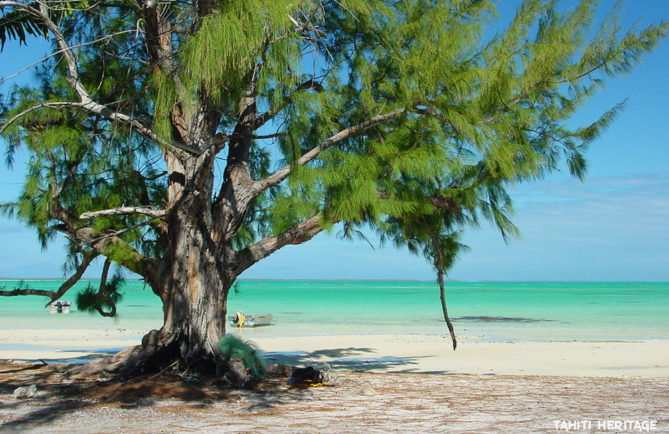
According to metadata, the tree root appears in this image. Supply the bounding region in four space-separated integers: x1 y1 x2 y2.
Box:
0 359 48 374
66 329 179 379
64 329 256 389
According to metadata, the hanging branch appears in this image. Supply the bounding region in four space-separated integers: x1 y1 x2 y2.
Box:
94 258 117 317
427 229 457 350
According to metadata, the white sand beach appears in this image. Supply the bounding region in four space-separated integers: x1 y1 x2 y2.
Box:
3 328 669 377
2 329 669 432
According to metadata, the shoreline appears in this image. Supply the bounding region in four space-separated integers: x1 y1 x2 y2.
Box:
3 328 669 431
2 329 668 378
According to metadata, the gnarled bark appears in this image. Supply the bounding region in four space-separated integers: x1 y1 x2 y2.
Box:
74 214 233 378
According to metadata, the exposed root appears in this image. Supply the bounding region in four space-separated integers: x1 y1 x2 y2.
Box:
66 345 143 379
0 359 48 374
65 329 257 389
66 329 181 379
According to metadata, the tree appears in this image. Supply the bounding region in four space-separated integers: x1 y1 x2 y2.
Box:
0 0 665 376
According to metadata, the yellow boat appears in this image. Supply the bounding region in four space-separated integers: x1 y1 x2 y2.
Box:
228 312 273 327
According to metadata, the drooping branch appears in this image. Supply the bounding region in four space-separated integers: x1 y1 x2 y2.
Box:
45 251 98 305
427 229 457 351
254 108 407 193
38 156 165 283
235 213 324 275
93 258 117 317
0 252 97 305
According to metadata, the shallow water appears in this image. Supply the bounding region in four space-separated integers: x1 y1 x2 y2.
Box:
0 280 667 342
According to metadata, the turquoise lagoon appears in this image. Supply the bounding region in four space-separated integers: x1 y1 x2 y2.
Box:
0 280 667 343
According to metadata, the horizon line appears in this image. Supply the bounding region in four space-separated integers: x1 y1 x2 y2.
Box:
1 277 668 284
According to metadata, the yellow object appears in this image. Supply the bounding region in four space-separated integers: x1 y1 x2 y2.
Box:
289 380 328 388
236 312 245 327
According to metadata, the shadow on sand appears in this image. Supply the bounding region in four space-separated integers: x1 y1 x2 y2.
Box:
1 345 437 429
263 346 425 372
0 358 317 430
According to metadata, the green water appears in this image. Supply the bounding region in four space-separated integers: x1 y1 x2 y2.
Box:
1 280 667 342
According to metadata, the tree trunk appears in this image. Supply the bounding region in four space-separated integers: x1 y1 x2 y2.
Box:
151 259 230 374
95 198 235 377
145 199 232 372
437 270 457 351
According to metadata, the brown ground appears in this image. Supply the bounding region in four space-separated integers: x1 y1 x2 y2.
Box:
1 360 668 433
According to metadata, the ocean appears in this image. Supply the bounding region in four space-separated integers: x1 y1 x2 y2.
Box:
1 280 667 343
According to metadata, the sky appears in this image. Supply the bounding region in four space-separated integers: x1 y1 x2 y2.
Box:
0 1 668 281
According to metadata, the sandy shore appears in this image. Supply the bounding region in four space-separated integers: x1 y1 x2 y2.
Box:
1 360 668 433
2 328 669 377
2 330 669 432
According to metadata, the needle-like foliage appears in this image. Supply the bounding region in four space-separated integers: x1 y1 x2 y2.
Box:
0 1 665 368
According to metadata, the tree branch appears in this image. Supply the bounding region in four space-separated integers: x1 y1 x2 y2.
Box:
413 105 461 136
213 68 261 239
0 101 80 136
49 147 85 202
0 252 97 305
480 96 523 125
254 108 407 193
0 287 55 299
46 201 157 280
235 213 324 275
73 226 157 279
377 189 461 214
253 79 326 130
0 28 139 85
79 206 167 220
94 258 117 317
0 2 197 157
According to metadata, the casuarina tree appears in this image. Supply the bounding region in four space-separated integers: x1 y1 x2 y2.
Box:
0 0 666 376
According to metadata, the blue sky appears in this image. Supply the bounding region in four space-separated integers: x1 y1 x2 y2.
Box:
0 1 667 281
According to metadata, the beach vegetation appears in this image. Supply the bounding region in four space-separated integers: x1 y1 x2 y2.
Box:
0 0 666 378
217 334 267 385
